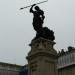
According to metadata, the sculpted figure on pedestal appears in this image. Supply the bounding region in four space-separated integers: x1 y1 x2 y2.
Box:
30 4 55 41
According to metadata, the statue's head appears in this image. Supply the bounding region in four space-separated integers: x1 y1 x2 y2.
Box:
35 6 40 11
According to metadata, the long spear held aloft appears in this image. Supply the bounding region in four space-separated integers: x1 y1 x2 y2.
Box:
20 0 48 10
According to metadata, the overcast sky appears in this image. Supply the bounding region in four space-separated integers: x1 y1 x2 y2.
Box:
0 0 75 65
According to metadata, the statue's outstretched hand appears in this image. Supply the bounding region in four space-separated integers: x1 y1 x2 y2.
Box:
32 4 36 6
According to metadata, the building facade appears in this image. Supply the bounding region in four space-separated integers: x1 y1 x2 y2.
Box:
19 65 28 75
57 46 75 75
0 46 75 75
0 62 22 75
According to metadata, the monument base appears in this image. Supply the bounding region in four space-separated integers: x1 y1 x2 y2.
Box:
27 37 58 75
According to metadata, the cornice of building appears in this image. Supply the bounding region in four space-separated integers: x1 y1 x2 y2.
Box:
58 46 75 57
0 62 23 68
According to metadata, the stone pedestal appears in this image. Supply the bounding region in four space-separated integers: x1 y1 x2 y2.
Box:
27 37 58 75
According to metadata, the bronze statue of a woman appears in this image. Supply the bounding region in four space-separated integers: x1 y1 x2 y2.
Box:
30 4 45 32
30 4 55 41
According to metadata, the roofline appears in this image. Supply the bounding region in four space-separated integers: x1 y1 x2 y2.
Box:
0 62 23 67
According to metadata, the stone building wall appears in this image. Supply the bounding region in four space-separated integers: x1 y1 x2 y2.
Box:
0 62 22 75
57 46 75 75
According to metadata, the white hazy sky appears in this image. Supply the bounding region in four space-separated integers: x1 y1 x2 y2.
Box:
0 0 75 65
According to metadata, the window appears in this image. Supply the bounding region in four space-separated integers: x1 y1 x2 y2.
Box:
67 67 72 75
58 70 63 75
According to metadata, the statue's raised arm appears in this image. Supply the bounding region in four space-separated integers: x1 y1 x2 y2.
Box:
30 4 36 13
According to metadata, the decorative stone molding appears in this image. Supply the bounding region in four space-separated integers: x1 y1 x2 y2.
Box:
27 37 58 75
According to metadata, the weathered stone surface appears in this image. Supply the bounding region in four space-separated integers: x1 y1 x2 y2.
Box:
27 37 58 75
